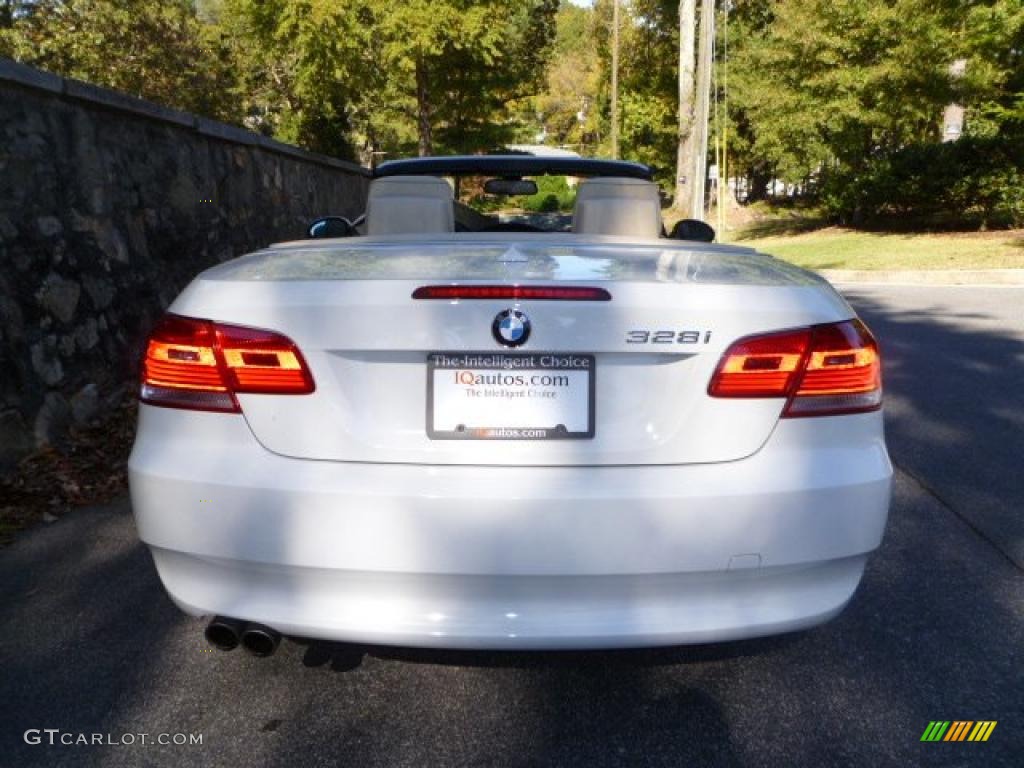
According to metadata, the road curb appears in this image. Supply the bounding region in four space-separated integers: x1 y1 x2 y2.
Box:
817 268 1024 286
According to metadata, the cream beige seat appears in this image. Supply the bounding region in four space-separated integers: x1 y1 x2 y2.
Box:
572 177 663 238
365 175 455 235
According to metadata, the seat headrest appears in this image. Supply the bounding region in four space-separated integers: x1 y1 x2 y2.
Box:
573 177 662 238
366 175 454 236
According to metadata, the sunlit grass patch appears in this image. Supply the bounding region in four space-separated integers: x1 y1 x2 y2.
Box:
728 226 1024 270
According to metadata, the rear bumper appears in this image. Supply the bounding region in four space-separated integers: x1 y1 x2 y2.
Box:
129 406 892 649
152 548 868 649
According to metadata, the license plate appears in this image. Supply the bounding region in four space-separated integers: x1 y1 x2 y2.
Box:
427 353 595 440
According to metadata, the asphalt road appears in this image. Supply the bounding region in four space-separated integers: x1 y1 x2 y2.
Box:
2 284 1022 768
844 284 1024 569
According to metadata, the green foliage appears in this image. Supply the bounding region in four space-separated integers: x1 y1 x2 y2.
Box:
529 0 679 189
961 0 1024 137
219 0 556 159
1 0 240 122
0 1 18 32
620 90 675 189
820 137 1024 228
717 0 1024 228
218 0 374 159
523 175 576 212
727 0 957 185
616 0 679 191
534 4 606 150
401 0 559 154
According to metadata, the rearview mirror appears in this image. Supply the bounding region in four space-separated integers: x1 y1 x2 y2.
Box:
307 216 355 238
670 219 716 243
484 178 538 197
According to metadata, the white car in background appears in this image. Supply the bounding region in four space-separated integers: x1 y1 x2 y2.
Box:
128 155 891 656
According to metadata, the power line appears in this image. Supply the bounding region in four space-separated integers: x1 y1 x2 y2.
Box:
611 0 621 159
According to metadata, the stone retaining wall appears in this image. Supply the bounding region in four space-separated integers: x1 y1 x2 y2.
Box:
0 59 370 467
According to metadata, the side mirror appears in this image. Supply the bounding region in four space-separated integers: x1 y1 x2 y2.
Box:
670 219 716 243
308 216 355 239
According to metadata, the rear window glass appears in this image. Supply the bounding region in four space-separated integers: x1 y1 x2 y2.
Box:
450 174 579 232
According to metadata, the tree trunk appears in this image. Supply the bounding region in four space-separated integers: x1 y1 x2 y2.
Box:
415 57 433 157
674 0 697 213
748 166 771 202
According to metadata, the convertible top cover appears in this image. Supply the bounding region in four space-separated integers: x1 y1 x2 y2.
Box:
374 154 653 180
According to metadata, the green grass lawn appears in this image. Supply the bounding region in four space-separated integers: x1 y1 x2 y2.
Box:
726 226 1024 270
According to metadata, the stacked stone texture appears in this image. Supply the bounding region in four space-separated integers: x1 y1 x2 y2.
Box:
0 59 370 467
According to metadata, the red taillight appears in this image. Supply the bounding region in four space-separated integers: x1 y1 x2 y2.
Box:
140 314 314 412
707 328 812 398
786 320 881 416
215 323 315 394
708 320 881 417
412 285 612 301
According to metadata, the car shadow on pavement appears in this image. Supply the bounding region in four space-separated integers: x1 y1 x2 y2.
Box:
294 631 801 673
841 287 1024 568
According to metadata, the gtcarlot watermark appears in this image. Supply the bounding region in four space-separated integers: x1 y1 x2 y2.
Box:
24 729 203 746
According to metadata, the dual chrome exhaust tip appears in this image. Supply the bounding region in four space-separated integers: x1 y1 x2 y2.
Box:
204 617 281 657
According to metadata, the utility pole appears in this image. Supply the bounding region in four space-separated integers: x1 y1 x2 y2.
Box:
675 0 697 213
611 0 621 159
691 0 715 219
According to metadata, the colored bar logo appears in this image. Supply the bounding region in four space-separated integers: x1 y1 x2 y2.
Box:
921 721 997 742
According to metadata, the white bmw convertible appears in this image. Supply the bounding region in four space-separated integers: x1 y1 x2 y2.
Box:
128 155 892 656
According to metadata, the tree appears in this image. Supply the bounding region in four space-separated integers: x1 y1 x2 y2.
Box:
530 0 685 185
371 0 556 156
220 0 555 160
533 3 604 149
219 0 376 159
726 0 957 190
961 0 1024 137
2 0 240 122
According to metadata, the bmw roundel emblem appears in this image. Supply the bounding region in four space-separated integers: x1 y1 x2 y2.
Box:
492 309 531 348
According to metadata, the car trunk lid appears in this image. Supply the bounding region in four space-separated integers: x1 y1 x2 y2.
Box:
170 236 853 466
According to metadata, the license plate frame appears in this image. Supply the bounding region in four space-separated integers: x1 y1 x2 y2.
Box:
426 352 595 440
